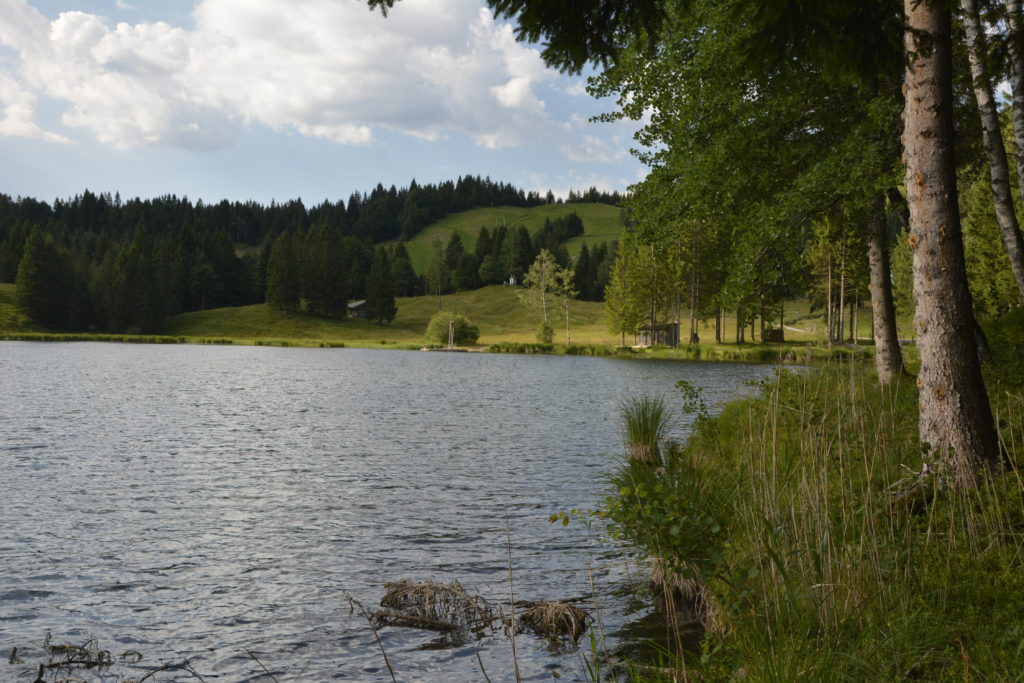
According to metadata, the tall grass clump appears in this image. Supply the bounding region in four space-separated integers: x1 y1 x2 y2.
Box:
621 396 670 465
606 313 1024 679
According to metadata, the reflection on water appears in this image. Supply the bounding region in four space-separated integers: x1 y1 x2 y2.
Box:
0 342 775 681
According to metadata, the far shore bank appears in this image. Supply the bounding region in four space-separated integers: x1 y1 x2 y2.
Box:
0 330 884 365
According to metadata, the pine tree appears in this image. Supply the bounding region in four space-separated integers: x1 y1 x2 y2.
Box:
390 243 418 297
15 227 70 329
364 246 397 324
266 232 299 313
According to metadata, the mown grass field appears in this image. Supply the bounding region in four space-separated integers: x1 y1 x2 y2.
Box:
164 285 617 346
398 202 625 273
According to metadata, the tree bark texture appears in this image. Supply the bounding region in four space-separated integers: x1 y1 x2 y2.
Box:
961 0 1024 300
903 2 1000 484
867 193 905 383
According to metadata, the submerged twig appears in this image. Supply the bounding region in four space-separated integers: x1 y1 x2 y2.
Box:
244 648 279 683
345 591 398 683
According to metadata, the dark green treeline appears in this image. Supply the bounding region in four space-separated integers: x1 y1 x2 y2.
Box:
1 179 620 332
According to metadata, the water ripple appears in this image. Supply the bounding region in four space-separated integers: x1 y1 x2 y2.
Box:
0 342 774 681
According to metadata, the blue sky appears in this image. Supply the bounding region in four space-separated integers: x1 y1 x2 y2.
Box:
0 0 646 205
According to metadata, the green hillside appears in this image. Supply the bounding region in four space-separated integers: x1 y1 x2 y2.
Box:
400 203 625 273
164 285 618 346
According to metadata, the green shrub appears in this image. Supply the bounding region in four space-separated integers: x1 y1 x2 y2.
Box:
537 320 554 343
426 310 480 345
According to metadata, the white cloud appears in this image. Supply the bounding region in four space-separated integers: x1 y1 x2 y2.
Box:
0 0 568 150
564 81 587 97
0 70 70 142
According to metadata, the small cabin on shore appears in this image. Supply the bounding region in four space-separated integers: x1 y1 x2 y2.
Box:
347 300 367 318
636 322 680 347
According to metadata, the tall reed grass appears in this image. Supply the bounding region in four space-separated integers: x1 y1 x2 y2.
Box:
608 347 1024 679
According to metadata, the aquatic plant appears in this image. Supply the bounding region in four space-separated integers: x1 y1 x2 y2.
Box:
621 396 670 465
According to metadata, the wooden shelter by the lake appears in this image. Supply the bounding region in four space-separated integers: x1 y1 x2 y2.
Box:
636 322 679 347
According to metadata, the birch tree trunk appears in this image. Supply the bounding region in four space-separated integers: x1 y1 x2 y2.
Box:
903 2 1000 484
961 0 1024 300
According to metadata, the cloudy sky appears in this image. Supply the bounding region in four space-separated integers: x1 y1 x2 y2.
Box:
0 0 645 205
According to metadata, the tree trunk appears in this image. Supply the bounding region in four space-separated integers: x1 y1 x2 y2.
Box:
826 249 833 346
962 0 1024 300
903 2 1000 484
564 299 571 345
759 298 765 341
849 298 855 343
869 190 907 382
715 306 721 343
838 253 846 344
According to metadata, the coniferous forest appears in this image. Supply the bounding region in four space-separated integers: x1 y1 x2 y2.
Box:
0 177 622 333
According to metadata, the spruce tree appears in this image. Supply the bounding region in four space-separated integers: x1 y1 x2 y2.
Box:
390 243 418 297
15 227 69 329
266 232 299 313
365 246 397 324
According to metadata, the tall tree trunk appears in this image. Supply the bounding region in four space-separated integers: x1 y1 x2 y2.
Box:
838 253 846 344
903 2 1000 484
826 249 833 346
869 191 906 382
759 297 765 340
962 0 1024 300
868 191 909 385
849 298 856 343
715 306 721 343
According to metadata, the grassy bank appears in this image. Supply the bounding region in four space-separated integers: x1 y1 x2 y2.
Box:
606 310 1024 679
1 279 911 363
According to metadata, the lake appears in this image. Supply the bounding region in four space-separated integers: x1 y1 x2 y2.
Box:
0 342 776 681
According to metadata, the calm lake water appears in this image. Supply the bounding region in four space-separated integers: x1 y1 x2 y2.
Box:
0 342 776 681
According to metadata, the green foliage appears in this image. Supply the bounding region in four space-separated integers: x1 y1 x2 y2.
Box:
425 310 479 345
364 246 397 324
487 340 555 354
961 165 1022 317
536 319 553 343
266 232 299 313
606 312 1024 678
520 249 575 341
15 228 76 330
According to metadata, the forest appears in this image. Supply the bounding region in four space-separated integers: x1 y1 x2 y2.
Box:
0 177 620 332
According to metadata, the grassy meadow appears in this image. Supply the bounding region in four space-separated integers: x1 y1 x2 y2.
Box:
0 276 916 360
607 309 1024 680
397 202 625 273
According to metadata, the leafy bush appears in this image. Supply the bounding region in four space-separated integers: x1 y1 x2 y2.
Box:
537 320 553 343
426 311 479 345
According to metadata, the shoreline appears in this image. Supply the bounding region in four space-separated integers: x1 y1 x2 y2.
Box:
0 331 880 364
